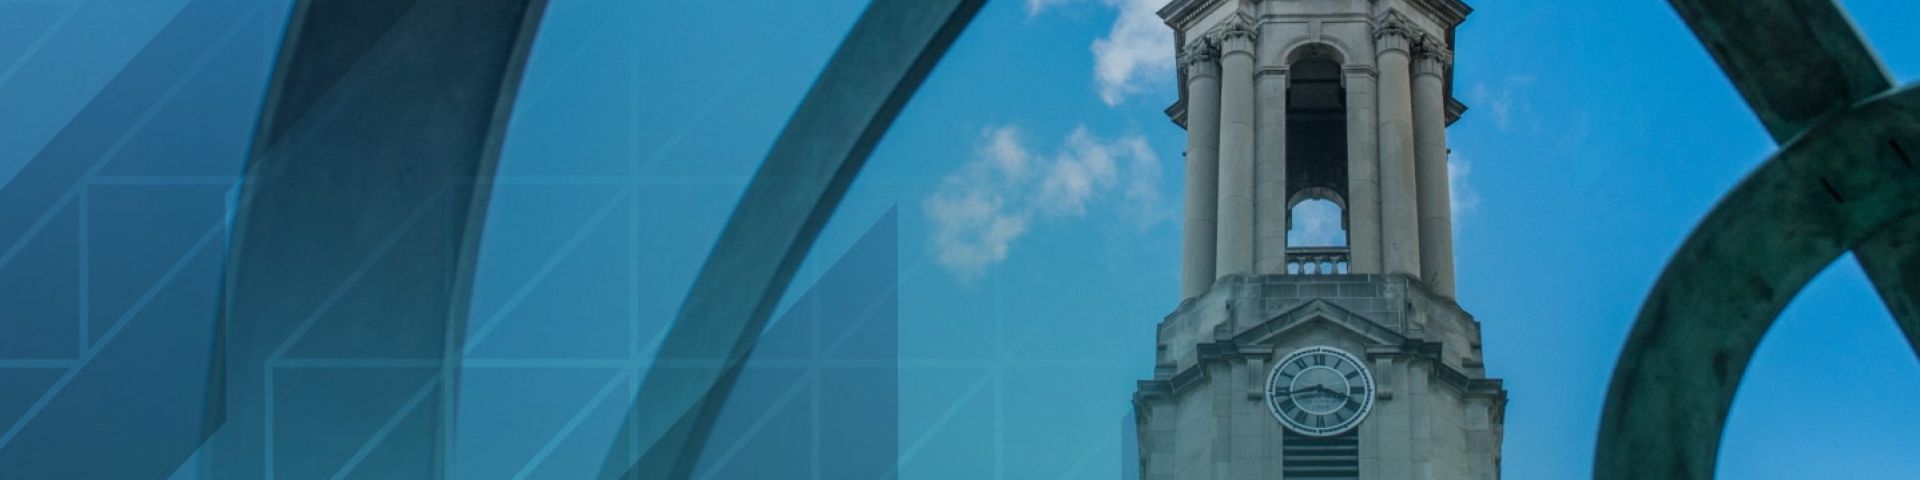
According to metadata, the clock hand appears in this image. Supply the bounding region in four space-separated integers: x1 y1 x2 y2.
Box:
1287 385 1339 400
1279 384 1355 403
1306 385 1359 404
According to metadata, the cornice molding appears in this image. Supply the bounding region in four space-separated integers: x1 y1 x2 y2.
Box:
1406 0 1474 29
1157 0 1222 27
1166 99 1188 128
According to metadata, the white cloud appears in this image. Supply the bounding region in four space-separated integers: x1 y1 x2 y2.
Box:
1448 156 1479 224
1117 134 1170 228
1467 75 1535 131
1091 0 1175 105
925 125 1170 280
1026 0 1176 105
1024 0 1077 17
1039 128 1120 215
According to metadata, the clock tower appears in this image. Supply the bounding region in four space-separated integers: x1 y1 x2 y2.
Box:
1133 1 1505 479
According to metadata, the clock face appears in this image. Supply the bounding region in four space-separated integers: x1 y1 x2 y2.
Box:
1266 346 1375 436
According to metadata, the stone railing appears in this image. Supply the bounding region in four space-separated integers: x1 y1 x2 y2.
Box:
1285 246 1351 275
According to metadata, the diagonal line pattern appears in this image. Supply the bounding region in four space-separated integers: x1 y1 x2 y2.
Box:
263 183 456 363
692 369 818 480
463 189 630 355
510 370 632 480
256 182 453 477
514 0 630 108
0 0 84 90
877 374 991 480
1054 422 1121 480
327 373 445 480
0 0 266 272
0 220 221 450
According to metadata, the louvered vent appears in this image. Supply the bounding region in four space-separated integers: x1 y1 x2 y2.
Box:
1282 429 1359 479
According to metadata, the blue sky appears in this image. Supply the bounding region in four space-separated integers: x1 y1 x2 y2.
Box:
0 0 1915 478
767 0 1920 477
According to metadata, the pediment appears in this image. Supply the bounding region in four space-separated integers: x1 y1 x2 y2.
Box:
1233 298 1404 347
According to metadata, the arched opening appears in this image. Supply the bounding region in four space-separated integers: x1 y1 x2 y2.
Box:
1285 53 1347 215
1287 197 1346 247
1286 196 1350 275
1284 48 1351 275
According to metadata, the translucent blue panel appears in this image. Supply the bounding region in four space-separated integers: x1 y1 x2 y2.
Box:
457 0 871 476
789 2 1184 478
0 1 290 477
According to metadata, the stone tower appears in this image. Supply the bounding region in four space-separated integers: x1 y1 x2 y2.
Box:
1133 1 1505 479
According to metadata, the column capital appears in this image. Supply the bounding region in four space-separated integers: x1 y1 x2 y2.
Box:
1414 37 1453 77
1374 12 1416 56
1181 38 1220 77
1214 22 1257 58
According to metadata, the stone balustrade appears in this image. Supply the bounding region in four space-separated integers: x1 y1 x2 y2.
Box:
1285 246 1351 275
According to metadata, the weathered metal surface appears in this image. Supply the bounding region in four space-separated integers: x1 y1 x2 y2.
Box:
1596 86 1920 479
594 1 984 478
1599 1 1920 477
1668 0 1920 357
1857 212 1920 359
205 1 547 478
1666 0 1891 141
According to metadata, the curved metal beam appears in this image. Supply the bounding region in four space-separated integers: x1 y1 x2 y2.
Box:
1599 3 1920 477
595 1 984 478
1667 0 1920 362
1856 213 1920 358
1594 85 1920 479
1666 0 1891 141
206 1 547 478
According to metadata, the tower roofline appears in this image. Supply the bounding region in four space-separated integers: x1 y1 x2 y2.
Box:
1160 0 1473 30
1161 0 1475 128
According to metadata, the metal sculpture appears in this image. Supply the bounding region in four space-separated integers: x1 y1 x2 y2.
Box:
1596 1 1920 478
207 1 548 478
593 1 985 479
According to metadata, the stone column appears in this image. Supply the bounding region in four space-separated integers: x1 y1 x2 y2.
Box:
1181 39 1222 300
1215 25 1257 280
1344 65 1383 274
1413 39 1457 297
1373 17 1422 279
1255 64 1288 275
